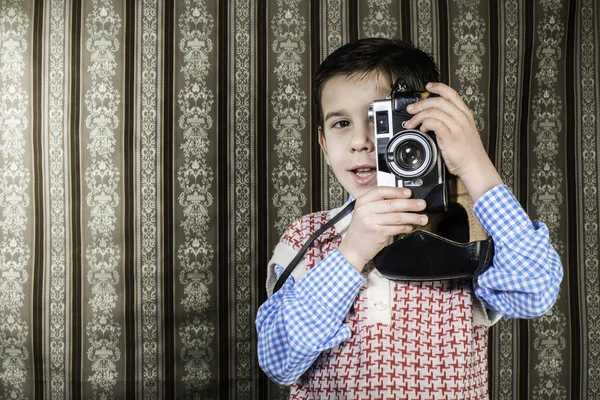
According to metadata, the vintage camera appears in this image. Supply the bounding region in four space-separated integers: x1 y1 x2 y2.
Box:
369 79 448 213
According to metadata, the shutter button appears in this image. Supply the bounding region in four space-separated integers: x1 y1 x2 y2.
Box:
374 301 388 311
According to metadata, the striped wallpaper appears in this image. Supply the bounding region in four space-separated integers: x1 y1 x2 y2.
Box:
0 0 598 399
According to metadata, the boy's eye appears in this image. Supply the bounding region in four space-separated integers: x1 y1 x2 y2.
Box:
332 120 350 129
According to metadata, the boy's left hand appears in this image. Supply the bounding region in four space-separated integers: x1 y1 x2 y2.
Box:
403 82 503 202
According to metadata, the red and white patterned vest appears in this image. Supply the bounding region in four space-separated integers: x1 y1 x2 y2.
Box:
267 206 493 400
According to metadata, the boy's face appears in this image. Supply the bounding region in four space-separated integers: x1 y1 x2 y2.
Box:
318 73 389 200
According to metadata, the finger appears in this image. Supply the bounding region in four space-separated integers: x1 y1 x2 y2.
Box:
367 212 428 227
380 224 419 237
415 118 454 143
367 198 428 214
357 186 413 203
403 109 461 133
422 82 472 116
405 96 466 122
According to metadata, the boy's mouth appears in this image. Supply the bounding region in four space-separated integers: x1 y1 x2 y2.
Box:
353 167 375 176
350 166 376 184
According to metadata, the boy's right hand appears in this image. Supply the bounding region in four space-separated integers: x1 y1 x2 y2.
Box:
337 187 428 272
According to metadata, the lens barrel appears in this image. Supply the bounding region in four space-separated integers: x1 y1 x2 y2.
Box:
386 130 436 178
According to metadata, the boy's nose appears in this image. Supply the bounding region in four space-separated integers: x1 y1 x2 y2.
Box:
350 124 375 152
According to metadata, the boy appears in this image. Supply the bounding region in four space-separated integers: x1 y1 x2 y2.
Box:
256 38 562 399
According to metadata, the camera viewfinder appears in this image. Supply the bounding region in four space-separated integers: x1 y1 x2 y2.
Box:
376 112 389 133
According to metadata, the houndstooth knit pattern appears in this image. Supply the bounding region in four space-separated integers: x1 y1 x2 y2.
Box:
281 210 489 400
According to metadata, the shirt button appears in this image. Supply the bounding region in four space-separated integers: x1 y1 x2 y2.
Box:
374 301 388 311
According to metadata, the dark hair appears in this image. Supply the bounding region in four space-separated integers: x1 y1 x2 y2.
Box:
313 38 440 126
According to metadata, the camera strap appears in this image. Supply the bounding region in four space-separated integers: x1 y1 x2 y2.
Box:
373 230 494 281
272 200 356 294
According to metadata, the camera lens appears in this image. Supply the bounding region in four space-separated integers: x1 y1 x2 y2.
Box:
385 130 436 178
395 140 425 171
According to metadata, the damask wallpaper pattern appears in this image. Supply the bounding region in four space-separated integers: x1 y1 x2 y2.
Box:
0 0 598 399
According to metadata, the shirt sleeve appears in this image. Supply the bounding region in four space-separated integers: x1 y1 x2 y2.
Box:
255 249 364 385
472 184 563 319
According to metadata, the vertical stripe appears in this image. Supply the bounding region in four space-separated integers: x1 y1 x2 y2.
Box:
411 0 435 59
437 0 449 84
597 0 600 220
218 1 227 396
135 0 144 393
310 0 321 214
411 1 418 51
123 0 137 397
136 0 164 396
575 2 588 392
516 1 534 396
577 0 600 397
529 0 568 397
0 0 35 397
321 0 348 211
430 0 438 63
565 1 580 398
411 0 439 72
450 0 487 140
321 2 328 60
251 0 259 393
487 0 498 165
495 0 524 195
250 1 257 395
218 0 229 396
155 3 164 393
490 0 524 399
229 0 257 398
174 0 217 397
348 0 358 43
135 0 163 399
62 0 73 395
255 0 269 398
162 0 176 393
519 0 534 210
520 19 538 387
216 0 228 398
82 0 124 397
43 0 72 397
43 0 52 395
595 0 600 392
228 0 237 396
400 0 410 41
269 0 309 237
70 0 83 397
341 0 347 44
267 1 310 397
321 1 329 211
31 0 44 398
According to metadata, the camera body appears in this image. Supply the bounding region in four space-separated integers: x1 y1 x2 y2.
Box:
369 80 448 213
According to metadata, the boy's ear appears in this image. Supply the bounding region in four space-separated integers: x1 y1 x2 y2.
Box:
317 127 330 165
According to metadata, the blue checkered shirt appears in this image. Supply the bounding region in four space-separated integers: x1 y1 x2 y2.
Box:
256 184 563 385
